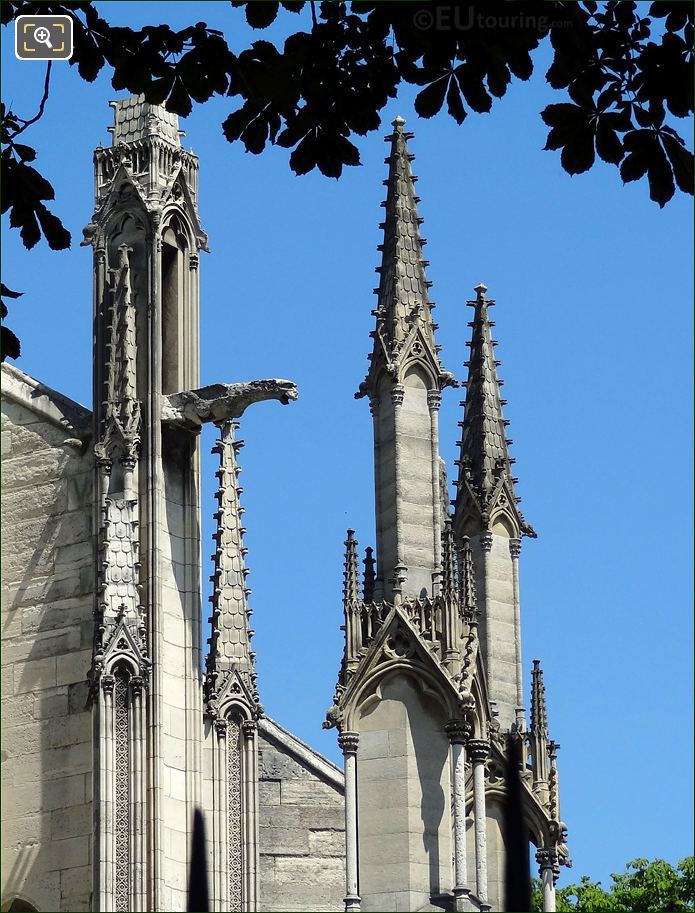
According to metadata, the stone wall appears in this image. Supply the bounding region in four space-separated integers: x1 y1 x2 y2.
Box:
472 533 520 730
157 427 203 912
356 673 452 913
1 367 94 912
258 719 345 912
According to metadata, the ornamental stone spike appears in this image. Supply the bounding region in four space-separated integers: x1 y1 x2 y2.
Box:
530 659 550 799
343 530 361 608
441 517 458 603
356 116 454 399
205 421 255 680
441 517 461 669
363 546 376 604
453 282 535 538
343 530 362 670
97 244 141 471
458 536 477 621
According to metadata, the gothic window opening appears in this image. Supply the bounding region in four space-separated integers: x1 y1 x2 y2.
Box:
161 221 188 395
113 666 131 913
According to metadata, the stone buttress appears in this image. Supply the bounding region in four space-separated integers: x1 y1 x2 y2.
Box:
83 98 297 912
83 97 209 912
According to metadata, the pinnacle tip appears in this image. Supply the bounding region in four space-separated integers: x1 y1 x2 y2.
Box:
474 282 488 298
392 115 406 128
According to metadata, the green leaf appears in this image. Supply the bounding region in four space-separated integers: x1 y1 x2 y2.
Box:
1 325 21 361
414 76 449 120
596 121 623 164
446 78 466 126
662 132 694 194
561 129 596 175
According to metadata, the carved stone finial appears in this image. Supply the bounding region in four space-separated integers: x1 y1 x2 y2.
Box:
363 546 376 604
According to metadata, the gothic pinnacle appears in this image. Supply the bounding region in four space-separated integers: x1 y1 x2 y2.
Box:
343 530 360 608
357 116 453 399
453 283 535 538
441 518 458 603
205 421 255 678
363 546 376 604
458 536 477 621
531 659 548 738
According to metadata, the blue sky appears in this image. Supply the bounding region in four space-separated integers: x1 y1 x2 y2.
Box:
3 2 693 889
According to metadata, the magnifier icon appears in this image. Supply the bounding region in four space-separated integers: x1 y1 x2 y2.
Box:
33 25 53 49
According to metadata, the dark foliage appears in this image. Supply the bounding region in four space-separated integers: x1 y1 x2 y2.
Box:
1 283 23 360
1 1 692 359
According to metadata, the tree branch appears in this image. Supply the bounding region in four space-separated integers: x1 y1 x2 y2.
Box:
13 61 52 138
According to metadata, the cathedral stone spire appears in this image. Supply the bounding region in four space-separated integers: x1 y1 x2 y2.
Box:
453 282 534 539
358 118 455 601
205 421 258 705
358 116 454 399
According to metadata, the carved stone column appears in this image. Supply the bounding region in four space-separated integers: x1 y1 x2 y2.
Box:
468 739 490 905
391 384 406 593
212 718 229 913
536 849 558 913
428 390 443 595
479 531 494 678
242 719 260 912
446 719 472 911
369 395 385 603
339 731 361 912
509 538 523 707
131 675 147 913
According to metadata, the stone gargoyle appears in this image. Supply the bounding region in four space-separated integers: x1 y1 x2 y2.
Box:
161 379 298 431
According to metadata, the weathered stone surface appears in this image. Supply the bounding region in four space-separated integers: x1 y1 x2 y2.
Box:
2 392 94 913
258 730 345 912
